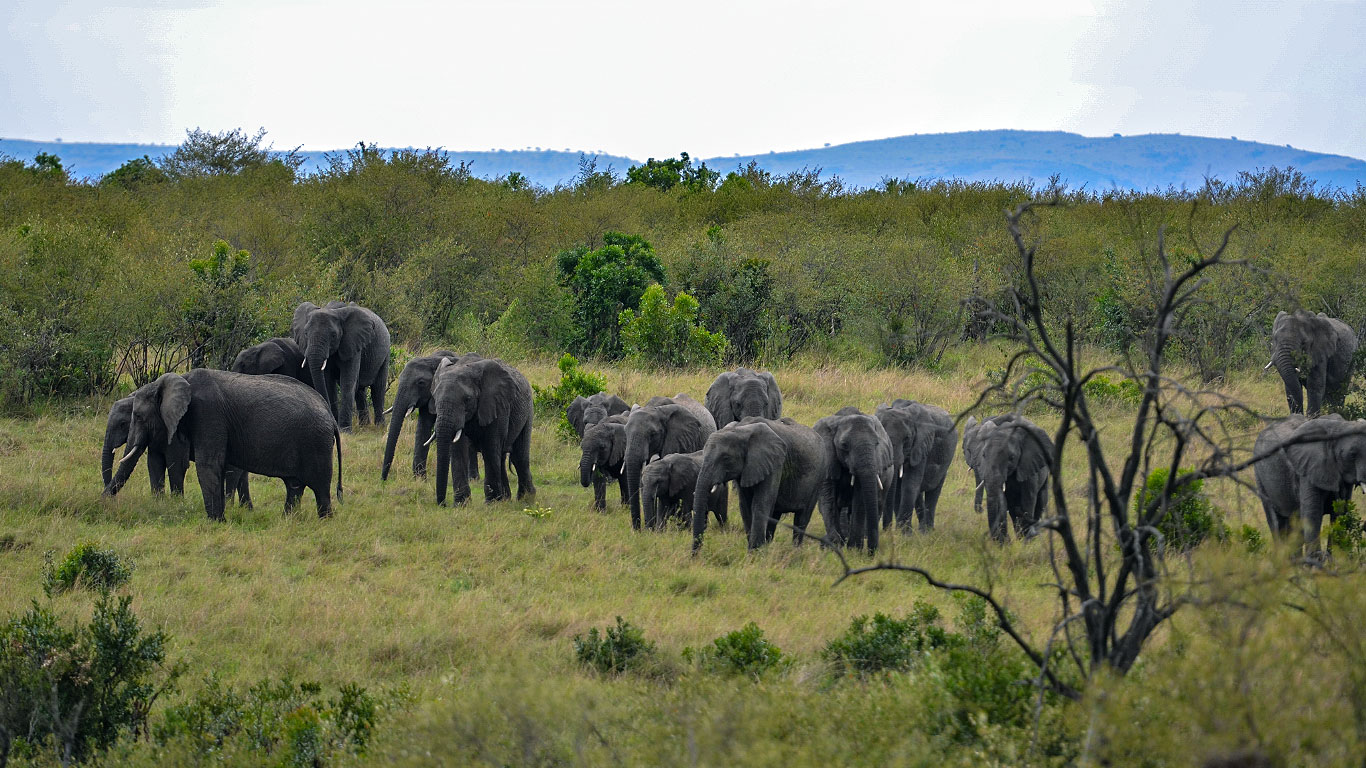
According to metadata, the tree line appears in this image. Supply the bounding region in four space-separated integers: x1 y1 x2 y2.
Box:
1 127 1363 409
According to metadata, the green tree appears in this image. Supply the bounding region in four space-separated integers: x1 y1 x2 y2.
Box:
625 152 719 193
675 227 774 362
101 155 168 190
160 127 302 179
182 240 267 369
619 284 727 367
556 232 666 358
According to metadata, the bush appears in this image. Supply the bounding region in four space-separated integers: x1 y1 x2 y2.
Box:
531 354 608 442
1327 499 1365 557
42 541 133 595
573 617 655 675
619 284 728 368
821 603 949 676
1132 467 1223 552
556 232 666 358
1237 524 1266 554
182 240 269 370
684 622 788 680
1083 374 1143 406
0 594 181 766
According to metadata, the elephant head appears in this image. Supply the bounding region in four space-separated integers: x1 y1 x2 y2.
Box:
705 368 782 427
624 401 713 530
101 397 133 490
1284 418 1366 495
300 305 377 405
579 421 627 488
814 408 894 551
104 373 191 496
640 451 703 529
231 337 305 380
380 350 461 481
568 392 630 440
1270 310 1359 416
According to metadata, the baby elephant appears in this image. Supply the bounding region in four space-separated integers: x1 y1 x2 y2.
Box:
579 414 630 510
641 451 728 531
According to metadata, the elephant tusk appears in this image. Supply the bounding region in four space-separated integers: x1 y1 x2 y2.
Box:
453 429 462 443
118 450 139 465
423 433 436 447
877 475 884 490
899 466 904 478
405 407 415 419
650 453 660 463
1263 360 1274 371
383 406 394 415
321 359 327 371
849 475 855 487
975 480 984 491
591 463 596 474
301 359 307 368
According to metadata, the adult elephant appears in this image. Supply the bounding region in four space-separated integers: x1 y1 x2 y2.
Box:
962 414 1053 543
692 417 829 552
623 394 716 531
705 368 782 428
877 399 958 532
640 451 727 531
1254 414 1366 557
382 351 482 481
101 396 191 497
105 371 342 520
293 301 391 431
814 407 896 554
567 392 630 439
1269 310 1358 416
578 413 631 511
430 357 534 506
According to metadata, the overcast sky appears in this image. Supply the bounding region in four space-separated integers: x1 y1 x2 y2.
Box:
3 0 1365 160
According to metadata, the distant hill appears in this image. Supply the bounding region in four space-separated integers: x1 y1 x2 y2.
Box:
3 130 1364 191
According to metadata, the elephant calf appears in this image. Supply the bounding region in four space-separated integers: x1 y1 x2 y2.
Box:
579 414 631 511
641 451 727 531
624 394 716 531
568 392 630 440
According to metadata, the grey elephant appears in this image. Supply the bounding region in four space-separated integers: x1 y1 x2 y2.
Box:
430 356 534 505
578 413 631 510
640 450 728 531
814 407 896 554
705 368 782 428
692 416 829 552
567 392 630 439
102 396 191 497
1253 414 1366 556
1269 310 1358 416
106 371 342 520
381 350 482 481
231 337 311 384
876 399 957 533
962 414 1053 542
623 393 716 531
292 301 391 431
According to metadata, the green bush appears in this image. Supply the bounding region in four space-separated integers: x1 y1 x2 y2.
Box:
1327 499 1365 557
0 594 181 766
821 603 949 676
556 232 666 358
684 622 788 680
1083 374 1144 406
1237 524 1266 554
619 284 728 368
182 240 269 370
531 354 608 441
42 541 133 595
573 617 655 675
1132 467 1223 551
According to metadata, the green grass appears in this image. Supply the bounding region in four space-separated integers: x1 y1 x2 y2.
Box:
2 352 1363 765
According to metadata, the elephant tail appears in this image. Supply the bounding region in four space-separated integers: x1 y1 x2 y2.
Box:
334 425 344 503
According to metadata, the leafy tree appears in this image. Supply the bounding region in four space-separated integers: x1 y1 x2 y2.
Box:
159 127 302 179
182 240 267 369
619 284 727 367
556 232 666 358
675 227 774 362
625 152 719 193
101 156 168 190
28 152 67 182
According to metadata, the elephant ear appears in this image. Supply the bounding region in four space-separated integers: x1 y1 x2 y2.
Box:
667 460 695 496
255 343 288 375
1012 424 1052 483
605 394 630 417
476 363 514 427
607 424 627 468
740 423 786 487
1287 421 1344 491
662 407 706 455
906 420 932 466
291 302 318 345
812 419 842 480
760 372 782 418
567 396 590 438
339 307 377 361
156 373 191 445
705 373 735 428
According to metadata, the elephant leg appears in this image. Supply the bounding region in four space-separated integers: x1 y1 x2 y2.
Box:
898 465 927 533
146 450 168 495
480 444 507 502
1299 487 1329 560
195 458 227 522
449 439 472 505
371 380 387 428
986 487 1009 543
510 422 535 500
283 479 303 513
337 361 362 431
593 474 607 511
1307 365 1328 417
311 480 333 518
712 486 729 528
1017 482 1040 539
413 411 436 478
791 503 813 545
169 455 189 497
237 471 253 510
353 387 370 426
921 482 944 532
618 475 630 506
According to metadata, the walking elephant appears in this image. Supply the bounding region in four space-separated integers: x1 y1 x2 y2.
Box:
578 413 630 511
814 407 896 554
292 301 391 431
567 393 630 439
962 414 1053 542
640 451 727 531
692 417 829 552
1254 414 1366 557
705 368 782 428
430 357 534 506
623 394 716 530
1269 310 1358 416
382 351 482 481
102 396 191 497
876 399 957 532
105 371 342 520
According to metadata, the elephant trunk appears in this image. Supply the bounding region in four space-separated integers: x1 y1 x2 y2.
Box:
101 427 122 490
854 469 881 552
307 342 336 419
985 472 1009 543
433 419 455 505
624 444 648 531
640 472 660 530
104 444 146 497
381 391 414 481
691 464 725 552
579 448 596 488
1273 347 1304 414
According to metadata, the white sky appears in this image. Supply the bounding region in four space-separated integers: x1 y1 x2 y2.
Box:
3 0 1365 160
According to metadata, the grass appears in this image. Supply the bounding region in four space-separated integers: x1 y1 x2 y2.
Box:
1 348 1361 765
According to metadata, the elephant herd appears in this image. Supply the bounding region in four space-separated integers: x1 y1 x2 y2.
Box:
98 299 1361 559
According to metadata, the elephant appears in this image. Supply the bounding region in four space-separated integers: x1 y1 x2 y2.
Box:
1253 413 1366 556
292 301 391 431
105 370 342 520
102 396 191 497
1269 310 1358 416
692 416 829 552
231 337 311 384
381 351 482 481
623 393 716 531
876 399 958 532
705 368 783 428
814 407 897 554
640 451 728 531
578 413 631 510
430 356 535 506
567 392 630 439
962 414 1053 543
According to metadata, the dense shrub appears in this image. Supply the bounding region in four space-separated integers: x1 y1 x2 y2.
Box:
684 622 788 680
821 603 950 676
531 354 608 442
1133 467 1224 551
1327 499 1365 557
1083 374 1143 406
556 232 666 359
42 542 134 595
573 617 655 675
619 284 728 368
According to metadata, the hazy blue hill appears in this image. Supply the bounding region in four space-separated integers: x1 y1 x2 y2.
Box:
3 130 1364 191
704 130 1366 191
